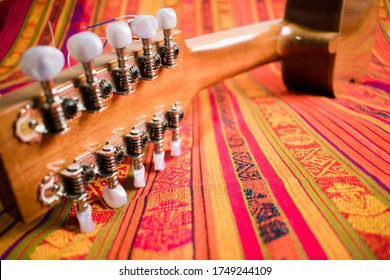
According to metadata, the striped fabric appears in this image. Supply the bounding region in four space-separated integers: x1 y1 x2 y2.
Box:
0 0 389 260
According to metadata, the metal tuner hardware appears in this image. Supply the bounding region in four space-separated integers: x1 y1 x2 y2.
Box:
15 8 183 145
131 15 161 80
146 113 168 171
157 8 179 68
38 162 96 233
166 102 184 156
67 32 112 112
36 101 183 233
124 123 149 188
19 46 69 136
96 144 128 208
106 21 140 94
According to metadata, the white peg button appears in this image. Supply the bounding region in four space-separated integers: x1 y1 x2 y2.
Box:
153 151 165 171
67 31 103 63
102 184 127 208
106 21 132 49
76 204 95 233
132 165 146 188
156 8 177 30
20 46 65 81
131 15 158 39
170 138 181 156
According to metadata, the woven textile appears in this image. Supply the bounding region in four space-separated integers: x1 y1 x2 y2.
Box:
0 0 389 260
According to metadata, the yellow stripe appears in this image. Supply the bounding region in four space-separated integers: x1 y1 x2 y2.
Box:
54 1 77 49
199 90 244 259
265 0 275 19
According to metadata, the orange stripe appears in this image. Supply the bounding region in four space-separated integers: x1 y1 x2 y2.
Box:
191 99 210 259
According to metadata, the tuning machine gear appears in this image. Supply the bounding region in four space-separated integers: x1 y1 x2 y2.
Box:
157 8 179 67
38 163 95 233
19 46 69 135
106 21 140 94
166 102 184 156
96 144 127 208
67 32 111 112
124 123 149 187
146 113 168 171
131 15 161 80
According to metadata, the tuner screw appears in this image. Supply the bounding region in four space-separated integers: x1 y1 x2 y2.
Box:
130 65 140 82
99 79 113 99
154 54 162 68
62 97 79 119
114 145 126 164
81 163 96 183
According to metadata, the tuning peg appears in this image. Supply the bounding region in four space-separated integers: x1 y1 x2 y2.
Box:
96 144 127 208
106 21 140 94
131 15 161 80
157 8 179 67
76 203 95 233
67 32 110 112
166 102 184 156
124 128 149 187
60 163 95 233
146 115 167 171
19 46 69 134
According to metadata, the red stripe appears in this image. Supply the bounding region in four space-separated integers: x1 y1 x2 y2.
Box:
209 88 263 260
222 84 328 259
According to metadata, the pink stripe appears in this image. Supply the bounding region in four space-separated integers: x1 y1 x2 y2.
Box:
209 89 263 260
0 0 34 60
222 84 328 259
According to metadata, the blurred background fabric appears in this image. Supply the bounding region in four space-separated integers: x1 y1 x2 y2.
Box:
0 0 389 259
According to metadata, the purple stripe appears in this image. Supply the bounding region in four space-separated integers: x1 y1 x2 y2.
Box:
0 210 51 259
363 80 390 94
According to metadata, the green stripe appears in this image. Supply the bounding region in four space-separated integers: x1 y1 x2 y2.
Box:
6 200 72 259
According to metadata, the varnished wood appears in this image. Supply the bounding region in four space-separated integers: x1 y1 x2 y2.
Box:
0 0 379 222
282 0 378 96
